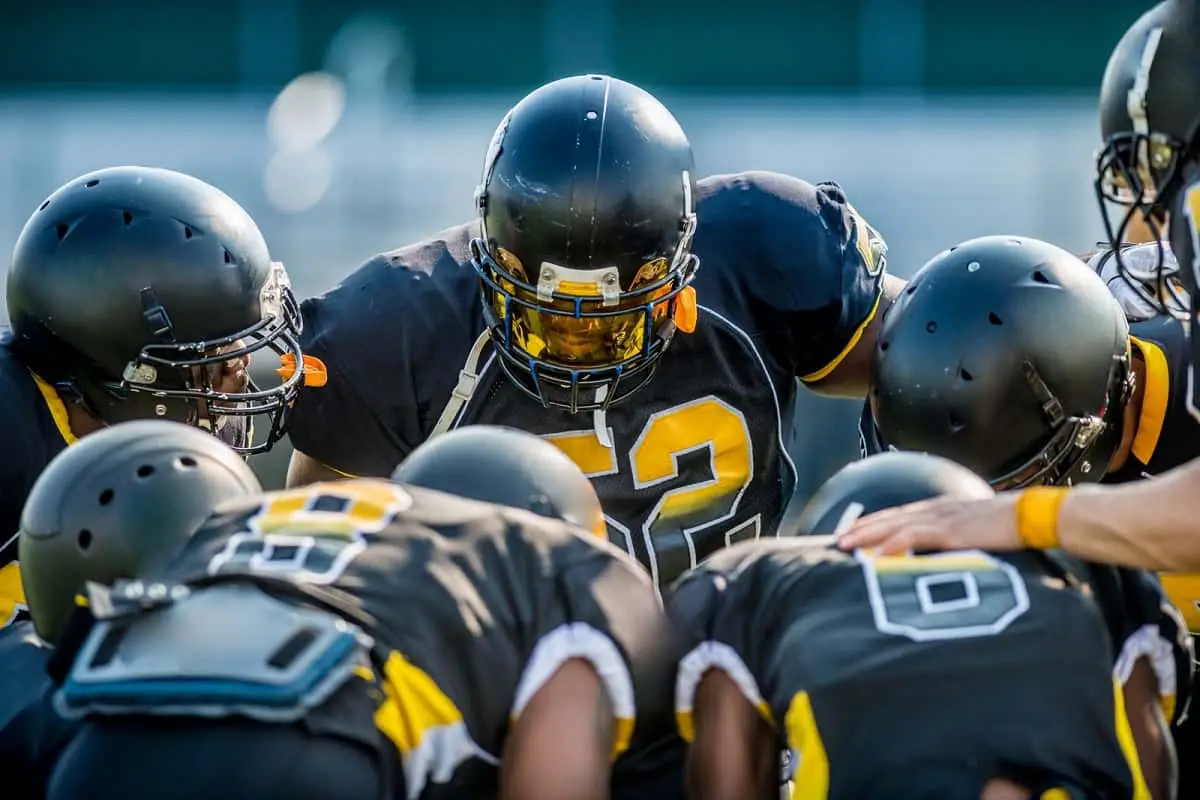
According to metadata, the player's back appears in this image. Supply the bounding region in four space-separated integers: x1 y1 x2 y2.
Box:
671 538 1152 797
147 478 674 797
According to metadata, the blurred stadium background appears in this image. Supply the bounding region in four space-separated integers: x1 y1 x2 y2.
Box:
0 0 1151 495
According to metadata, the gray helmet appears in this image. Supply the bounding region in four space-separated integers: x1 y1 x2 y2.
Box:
392 425 607 538
791 451 993 536
19 419 262 643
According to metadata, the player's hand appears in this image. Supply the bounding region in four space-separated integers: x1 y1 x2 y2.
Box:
835 493 1023 554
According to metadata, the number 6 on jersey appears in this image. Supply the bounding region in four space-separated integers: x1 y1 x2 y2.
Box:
858 550 1031 641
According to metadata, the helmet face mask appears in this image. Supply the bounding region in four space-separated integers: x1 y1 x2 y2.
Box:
471 75 700 413
105 261 306 454
472 232 699 412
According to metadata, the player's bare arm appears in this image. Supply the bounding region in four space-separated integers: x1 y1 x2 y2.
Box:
499 658 614 800
838 458 1200 572
685 669 777 800
806 272 906 398
1123 657 1175 800
286 448 353 488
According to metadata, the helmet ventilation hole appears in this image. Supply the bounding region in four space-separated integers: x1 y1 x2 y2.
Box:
925 321 937 333
958 368 974 382
122 211 134 225
98 489 114 506
948 412 966 433
223 249 234 264
1031 270 1050 284
183 226 193 240
78 529 93 551
56 223 70 241
85 179 100 188
988 312 1003 326
136 464 155 478
879 340 890 352
38 200 50 211
178 456 198 468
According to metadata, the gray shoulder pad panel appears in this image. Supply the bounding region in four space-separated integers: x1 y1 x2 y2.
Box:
56 583 373 723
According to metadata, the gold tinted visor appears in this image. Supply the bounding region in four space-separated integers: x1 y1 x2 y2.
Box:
488 249 676 367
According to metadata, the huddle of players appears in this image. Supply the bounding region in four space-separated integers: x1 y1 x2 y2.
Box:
0 2 1198 798
2 420 1187 800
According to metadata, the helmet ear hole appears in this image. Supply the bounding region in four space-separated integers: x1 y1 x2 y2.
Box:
98 489 114 506
77 529 93 551
136 465 155 479
178 456 198 468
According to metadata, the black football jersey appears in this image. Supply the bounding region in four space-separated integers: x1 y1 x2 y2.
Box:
289 171 888 585
667 538 1191 798
0 622 75 796
152 479 675 799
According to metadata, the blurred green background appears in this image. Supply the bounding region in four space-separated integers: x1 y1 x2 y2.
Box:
0 0 1149 94
0 0 1158 496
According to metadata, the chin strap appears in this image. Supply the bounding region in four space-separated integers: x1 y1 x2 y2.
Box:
430 331 492 439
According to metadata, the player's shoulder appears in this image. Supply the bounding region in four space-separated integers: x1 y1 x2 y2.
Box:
674 535 845 597
299 221 481 354
694 170 842 239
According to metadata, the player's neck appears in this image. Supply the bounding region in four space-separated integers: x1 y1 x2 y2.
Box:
63 399 105 439
1106 351 1146 474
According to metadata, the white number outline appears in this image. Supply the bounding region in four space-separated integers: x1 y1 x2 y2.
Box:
856 549 1031 642
544 395 757 586
207 484 412 585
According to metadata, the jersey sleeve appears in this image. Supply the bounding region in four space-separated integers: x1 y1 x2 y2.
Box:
1102 567 1194 725
711 172 888 381
665 548 775 743
512 530 673 762
287 246 479 478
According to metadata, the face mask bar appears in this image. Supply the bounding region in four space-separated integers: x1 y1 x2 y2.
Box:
471 238 700 412
1095 130 1190 317
112 263 306 454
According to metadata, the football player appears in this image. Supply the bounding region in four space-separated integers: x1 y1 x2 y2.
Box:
840 3 1200 567
673 452 1190 799
0 419 262 797
285 73 902 587
0 165 315 626
41 425 674 799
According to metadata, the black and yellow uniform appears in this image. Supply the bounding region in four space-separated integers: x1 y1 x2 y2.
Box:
49 479 674 799
290 172 888 585
1098 311 1200 794
668 537 1191 798
0 335 74 626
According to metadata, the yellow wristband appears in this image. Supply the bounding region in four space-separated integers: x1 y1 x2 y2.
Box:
1014 486 1068 550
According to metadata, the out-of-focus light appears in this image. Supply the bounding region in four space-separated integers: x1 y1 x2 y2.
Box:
263 147 333 214
267 72 346 152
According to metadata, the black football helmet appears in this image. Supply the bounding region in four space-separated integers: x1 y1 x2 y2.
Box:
471 74 699 413
6 166 309 453
19 420 262 643
866 236 1132 490
792 452 993 536
392 425 607 539
1095 0 1200 309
